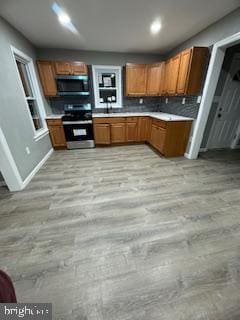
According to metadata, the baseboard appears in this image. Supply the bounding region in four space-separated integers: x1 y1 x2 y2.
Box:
21 148 54 190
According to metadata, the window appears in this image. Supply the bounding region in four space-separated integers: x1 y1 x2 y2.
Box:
92 65 122 108
12 46 47 139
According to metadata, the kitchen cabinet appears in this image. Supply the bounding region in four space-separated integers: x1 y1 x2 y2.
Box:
37 61 57 97
162 60 171 95
46 119 66 149
125 46 207 97
138 117 151 142
149 119 192 157
167 54 181 95
126 118 138 142
93 116 192 157
93 124 111 144
146 63 164 96
125 64 147 96
55 61 88 75
177 47 208 95
111 123 126 143
71 62 88 75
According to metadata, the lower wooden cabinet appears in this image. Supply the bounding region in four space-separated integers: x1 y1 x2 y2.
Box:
138 117 151 142
93 124 111 144
46 119 66 149
126 121 138 142
93 116 192 157
111 123 126 143
149 120 192 157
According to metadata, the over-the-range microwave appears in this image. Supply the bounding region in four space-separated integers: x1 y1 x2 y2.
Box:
56 75 89 96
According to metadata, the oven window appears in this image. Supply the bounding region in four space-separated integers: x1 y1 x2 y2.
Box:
63 124 93 141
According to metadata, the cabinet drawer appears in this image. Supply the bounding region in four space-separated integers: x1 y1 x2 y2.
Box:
94 117 126 124
46 119 63 126
152 119 167 129
126 117 138 122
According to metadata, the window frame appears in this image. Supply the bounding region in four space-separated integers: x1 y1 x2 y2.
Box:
10 46 48 141
92 65 122 108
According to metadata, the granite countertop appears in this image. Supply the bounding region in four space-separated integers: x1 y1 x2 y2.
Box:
92 112 194 122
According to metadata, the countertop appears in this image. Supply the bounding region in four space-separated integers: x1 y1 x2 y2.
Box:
45 112 194 122
92 112 194 122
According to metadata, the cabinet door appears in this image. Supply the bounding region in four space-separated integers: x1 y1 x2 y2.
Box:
138 117 150 142
162 60 171 95
111 123 126 143
126 64 147 96
37 61 57 97
150 125 166 153
158 62 166 96
126 122 138 142
94 124 111 144
48 125 66 148
167 54 181 95
71 62 88 75
55 61 72 75
146 63 162 96
177 48 192 94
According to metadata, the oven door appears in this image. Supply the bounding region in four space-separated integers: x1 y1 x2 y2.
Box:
63 121 95 149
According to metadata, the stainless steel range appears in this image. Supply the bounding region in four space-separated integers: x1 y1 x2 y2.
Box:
62 104 95 149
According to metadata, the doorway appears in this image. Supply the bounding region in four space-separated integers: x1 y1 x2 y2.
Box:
186 31 240 159
207 52 240 149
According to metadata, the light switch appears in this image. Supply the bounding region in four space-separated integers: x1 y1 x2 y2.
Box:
139 98 143 104
165 98 168 104
182 98 186 104
197 96 202 104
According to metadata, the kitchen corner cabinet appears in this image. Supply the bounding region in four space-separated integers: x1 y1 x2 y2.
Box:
37 61 57 97
46 119 66 149
150 119 192 157
177 47 208 95
125 64 147 96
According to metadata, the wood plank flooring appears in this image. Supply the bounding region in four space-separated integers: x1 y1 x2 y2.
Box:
0 145 240 320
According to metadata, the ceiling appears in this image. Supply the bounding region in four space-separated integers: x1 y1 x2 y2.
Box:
0 0 239 54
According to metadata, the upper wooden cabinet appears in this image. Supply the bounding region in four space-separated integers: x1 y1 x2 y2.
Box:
177 47 208 95
146 63 165 96
71 62 88 75
37 61 57 97
55 61 88 75
167 54 181 95
125 64 147 96
125 46 207 97
55 61 72 75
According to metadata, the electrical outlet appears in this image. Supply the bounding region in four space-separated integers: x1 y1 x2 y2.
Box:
165 98 168 104
25 147 30 155
197 96 202 104
182 98 186 104
139 98 143 104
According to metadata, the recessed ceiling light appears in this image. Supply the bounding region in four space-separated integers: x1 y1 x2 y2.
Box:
58 12 71 25
52 2 78 34
150 20 161 34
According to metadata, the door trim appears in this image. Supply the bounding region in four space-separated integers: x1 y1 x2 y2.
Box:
185 31 240 159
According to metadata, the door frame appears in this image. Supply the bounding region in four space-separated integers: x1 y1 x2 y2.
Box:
206 52 240 150
0 127 23 191
185 31 240 159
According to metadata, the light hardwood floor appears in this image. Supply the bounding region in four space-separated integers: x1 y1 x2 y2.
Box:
1 145 240 320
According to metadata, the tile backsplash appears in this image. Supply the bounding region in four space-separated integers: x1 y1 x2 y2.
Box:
159 96 200 118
